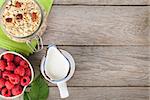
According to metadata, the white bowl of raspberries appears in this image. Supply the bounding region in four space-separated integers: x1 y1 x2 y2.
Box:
0 51 34 99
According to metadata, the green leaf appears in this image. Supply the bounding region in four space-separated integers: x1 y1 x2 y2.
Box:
24 92 29 100
24 75 49 100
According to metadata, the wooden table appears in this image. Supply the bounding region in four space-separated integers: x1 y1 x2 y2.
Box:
41 0 150 100
1 0 150 100
38 1 149 99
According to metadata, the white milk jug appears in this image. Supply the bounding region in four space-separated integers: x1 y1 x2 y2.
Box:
40 45 75 98
45 46 70 80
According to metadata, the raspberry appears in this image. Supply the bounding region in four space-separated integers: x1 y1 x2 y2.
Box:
25 68 31 77
3 53 14 62
14 56 22 65
0 78 5 88
1 88 11 97
9 74 20 85
0 60 6 71
14 66 25 76
5 62 16 71
20 60 29 68
5 81 14 90
2 71 11 80
0 70 2 77
21 76 30 86
12 85 22 96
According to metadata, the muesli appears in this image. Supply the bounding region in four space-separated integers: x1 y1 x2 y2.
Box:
1 0 42 37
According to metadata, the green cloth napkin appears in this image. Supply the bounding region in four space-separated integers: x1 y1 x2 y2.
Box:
0 0 53 56
0 0 4 7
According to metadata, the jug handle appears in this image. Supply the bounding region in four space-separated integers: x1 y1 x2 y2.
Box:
57 82 69 98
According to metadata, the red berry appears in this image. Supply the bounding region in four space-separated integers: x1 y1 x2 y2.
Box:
0 60 6 71
20 60 29 68
12 85 22 96
0 78 5 88
14 66 25 76
5 62 16 71
3 53 14 62
2 71 11 80
0 70 2 77
14 56 22 65
25 68 31 77
0 88 2 91
21 76 30 86
5 81 14 90
9 74 20 85
1 88 11 97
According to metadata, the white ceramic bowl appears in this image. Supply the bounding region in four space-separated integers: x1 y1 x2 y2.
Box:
0 51 34 99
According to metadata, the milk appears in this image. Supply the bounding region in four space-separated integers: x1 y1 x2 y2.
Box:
44 46 70 80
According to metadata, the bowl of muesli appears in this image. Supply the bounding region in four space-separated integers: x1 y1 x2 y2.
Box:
0 0 44 52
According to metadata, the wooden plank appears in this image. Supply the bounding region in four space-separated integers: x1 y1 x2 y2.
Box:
43 6 149 45
29 46 150 86
54 0 149 5
48 87 149 100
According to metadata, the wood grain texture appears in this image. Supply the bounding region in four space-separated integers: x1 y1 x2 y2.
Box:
48 87 149 100
43 6 149 45
54 0 149 5
29 46 150 86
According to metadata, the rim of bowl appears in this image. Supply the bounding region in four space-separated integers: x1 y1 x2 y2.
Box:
0 51 34 99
